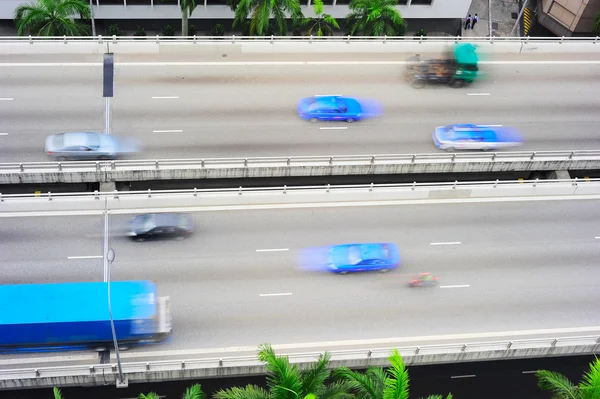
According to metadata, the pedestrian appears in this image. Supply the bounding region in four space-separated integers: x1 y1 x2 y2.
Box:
471 13 479 30
464 15 472 30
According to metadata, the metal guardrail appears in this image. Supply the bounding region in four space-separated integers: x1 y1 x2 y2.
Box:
0 178 596 202
0 335 599 381
2 150 600 174
0 35 599 44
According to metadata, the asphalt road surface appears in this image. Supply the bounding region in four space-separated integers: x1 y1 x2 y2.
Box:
1 55 599 162
1 199 599 356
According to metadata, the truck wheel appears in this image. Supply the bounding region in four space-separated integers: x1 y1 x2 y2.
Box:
451 79 465 88
309 118 318 123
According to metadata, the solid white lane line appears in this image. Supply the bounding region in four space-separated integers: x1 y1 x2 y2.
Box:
67 255 102 259
152 96 179 99
320 127 348 130
522 370 539 374
430 241 461 246
256 248 289 252
440 285 470 289
451 374 476 379
259 292 292 297
0 98 14 101
0 133 8 136
152 129 183 133
467 93 490 96
595 237 600 239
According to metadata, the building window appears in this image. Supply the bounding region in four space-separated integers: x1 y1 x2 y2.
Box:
410 0 433 5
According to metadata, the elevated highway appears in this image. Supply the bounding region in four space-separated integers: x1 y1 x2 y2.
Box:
0 183 599 388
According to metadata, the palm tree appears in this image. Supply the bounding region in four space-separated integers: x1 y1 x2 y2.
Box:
140 383 204 399
297 0 340 36
335 349 452 399
181 0 198 36
14 0 91 37
536 357 600 399
215 343 353 399
345 0 406 37
233 0 303 36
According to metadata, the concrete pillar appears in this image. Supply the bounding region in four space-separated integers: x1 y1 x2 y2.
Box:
546 170 571 180
100 182 116 192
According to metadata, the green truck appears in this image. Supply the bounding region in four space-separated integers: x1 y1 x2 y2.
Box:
404 43 479 89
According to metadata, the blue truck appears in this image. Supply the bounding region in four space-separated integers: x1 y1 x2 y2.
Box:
0 281 172 353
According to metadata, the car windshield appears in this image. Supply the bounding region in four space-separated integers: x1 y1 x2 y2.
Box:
84 133 101 150
133 214 156 231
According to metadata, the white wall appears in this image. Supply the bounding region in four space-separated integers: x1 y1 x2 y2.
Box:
1 0 472 20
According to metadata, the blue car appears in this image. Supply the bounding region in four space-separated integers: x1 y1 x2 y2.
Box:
297 95 363 123
433 124 523 152
321 243 401 274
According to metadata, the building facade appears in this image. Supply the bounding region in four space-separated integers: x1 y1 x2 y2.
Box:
0 0 472 21
536 0 600 36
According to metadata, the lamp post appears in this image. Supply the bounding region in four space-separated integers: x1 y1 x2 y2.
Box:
103 197 128 387
89 0 96 37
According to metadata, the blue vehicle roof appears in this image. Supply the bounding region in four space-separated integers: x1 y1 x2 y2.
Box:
441 124 521 143
300 96 362 114
0 281 157 325
330 243 399 266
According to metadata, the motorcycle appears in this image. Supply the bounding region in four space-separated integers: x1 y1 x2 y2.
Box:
408 275 439 288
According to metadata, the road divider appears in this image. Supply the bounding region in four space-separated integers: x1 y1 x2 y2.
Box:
1 179 600 216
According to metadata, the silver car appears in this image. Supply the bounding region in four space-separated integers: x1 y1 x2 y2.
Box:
45 132 136 161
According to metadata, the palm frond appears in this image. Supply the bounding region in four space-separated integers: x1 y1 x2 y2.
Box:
214 385 271 399
53 387 64 399
181 0 198 15
383 350 409 399
183 383 205 399
335 367 381 399
318 380 356 399
139 393 161 399
580 357 600 399
300 352 332 396
258 344 302 399
536 370 579 399
419 396 442 399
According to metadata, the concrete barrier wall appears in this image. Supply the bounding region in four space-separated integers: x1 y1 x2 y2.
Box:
0 341 597 390
0 180 597 215
3 155 600 184
0 38 599 56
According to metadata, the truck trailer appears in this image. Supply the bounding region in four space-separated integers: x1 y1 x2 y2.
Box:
0 280 172 353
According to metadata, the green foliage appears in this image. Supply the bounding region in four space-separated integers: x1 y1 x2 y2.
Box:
188 24 197 36
383 349 410 399
14 0 91 36
593 12 600 33
345 0 407 37
537 357 600 399
133 26 146 37
183 384 205 399
162 24 175 36
233 0 303 36
211 23 226 36
139 393 161 399
53 387 64 399
105 23 121 36
296 0 340 36
413 28 426 37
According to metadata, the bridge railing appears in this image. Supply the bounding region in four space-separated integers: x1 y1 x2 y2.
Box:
0 36 599 44
3 150 600 174
0 178 598 202
0 335 598 381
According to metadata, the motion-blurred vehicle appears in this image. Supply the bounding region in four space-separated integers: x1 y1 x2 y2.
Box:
432 124 523 152
324 242 401 274
297 95 363 123
409 273 439 288
128 213 195 242
45 132 138 161
404 43 479 88
0 281 171 353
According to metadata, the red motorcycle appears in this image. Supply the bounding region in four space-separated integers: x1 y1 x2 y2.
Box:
409 273 439 288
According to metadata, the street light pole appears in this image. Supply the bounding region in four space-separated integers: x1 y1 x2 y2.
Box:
510 0 530 37
103 197 128 388
89 0 96 37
